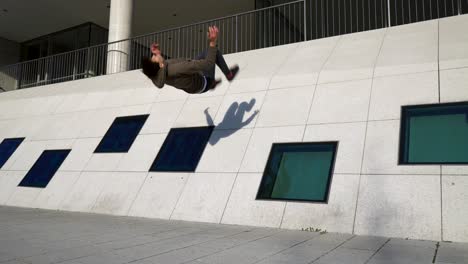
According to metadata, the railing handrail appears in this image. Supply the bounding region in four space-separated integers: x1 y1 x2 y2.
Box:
0 0 306 71
126 0 306 41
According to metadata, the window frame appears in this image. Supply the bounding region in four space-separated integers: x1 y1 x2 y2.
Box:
0 137 25 169
94 114 149 153
399 101 468 165
18 149 71 188
149 126 215 172
255 141 339 203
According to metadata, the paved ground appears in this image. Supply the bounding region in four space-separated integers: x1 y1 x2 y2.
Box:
0 207 467 264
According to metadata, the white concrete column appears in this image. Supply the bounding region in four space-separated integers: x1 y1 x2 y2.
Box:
106 0 133 74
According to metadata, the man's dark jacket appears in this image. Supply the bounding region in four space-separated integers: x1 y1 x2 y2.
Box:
151 46 217 94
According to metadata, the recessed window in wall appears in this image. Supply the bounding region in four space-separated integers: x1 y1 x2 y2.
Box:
18 149 71 188
95 115 149 153
150 126 214 172
399 102 468 164
0 138 25 169
256 142 338 203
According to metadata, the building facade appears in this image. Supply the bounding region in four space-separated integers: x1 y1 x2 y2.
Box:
0 0 468 243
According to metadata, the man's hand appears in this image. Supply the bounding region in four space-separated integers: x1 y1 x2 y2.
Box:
207 26 219 47
151 43 161 56
155 54 165 68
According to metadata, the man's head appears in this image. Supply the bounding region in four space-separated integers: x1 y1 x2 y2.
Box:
141 56 160 78
141 43 164 78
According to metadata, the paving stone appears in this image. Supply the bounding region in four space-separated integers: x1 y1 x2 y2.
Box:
367 242 436 264
67 252 134 264
341 236 388 251
435 242 468 264
198 228 281 250
19 245 105 264
196 231 317 264
132 245 220 264
313 248 374 264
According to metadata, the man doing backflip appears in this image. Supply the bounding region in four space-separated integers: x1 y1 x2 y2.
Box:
141 26 239 94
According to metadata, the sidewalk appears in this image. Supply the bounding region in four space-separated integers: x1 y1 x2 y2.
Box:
0 206 466 264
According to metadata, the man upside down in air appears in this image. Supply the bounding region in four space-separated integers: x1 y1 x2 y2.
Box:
141 26 239 94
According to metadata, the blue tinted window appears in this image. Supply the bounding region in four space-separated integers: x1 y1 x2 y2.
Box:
95 115 149 153
257 142 338 203
18 149 71 188
150 126 214 172
0 138 25 169
400 102 468 164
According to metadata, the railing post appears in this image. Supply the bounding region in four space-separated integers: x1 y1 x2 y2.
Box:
73 51 78 80
235 15 239 52
85 47 91 78
303 0 307 41
177 28 181 58
387 0 392 27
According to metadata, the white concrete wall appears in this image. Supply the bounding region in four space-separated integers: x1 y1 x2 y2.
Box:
1 15 468 242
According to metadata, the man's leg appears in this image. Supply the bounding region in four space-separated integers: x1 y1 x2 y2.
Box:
195 51 215 80
196 49 238 81
213 50 230 77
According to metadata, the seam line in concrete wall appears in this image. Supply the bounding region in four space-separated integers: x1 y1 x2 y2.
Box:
219 55 283 225
371 68 440 80
440 167 443 241
352 26 388 235
437 19 441 104
278 35 341 229
168 173 190 220
1 169 446 176
437 19 444 242
124 172 150 216
45 170 82 210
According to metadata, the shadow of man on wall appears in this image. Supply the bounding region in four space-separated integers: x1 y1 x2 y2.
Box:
204 98 259 145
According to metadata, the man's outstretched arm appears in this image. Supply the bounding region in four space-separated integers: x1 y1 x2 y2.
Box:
151 61 168 88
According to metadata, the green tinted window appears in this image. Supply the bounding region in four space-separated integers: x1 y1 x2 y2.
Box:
257 142 337 202
400 102 468 164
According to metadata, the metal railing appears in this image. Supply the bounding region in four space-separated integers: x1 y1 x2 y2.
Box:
305 0 467 40
1 0 467 92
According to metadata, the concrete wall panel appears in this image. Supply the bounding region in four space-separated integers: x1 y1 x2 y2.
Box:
355 174 441 241
308 79 372 124
60 172 113 212
171 173 237 223
256 86 315 127
91 171 147 215
0 171 26 205
271 37 339 89
440 67 468 103
319 29 386 84
369 72 439 121
33 171 82 210
128 172 189 219
439 15 468 70
442 176 468 242
375 20 438 77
